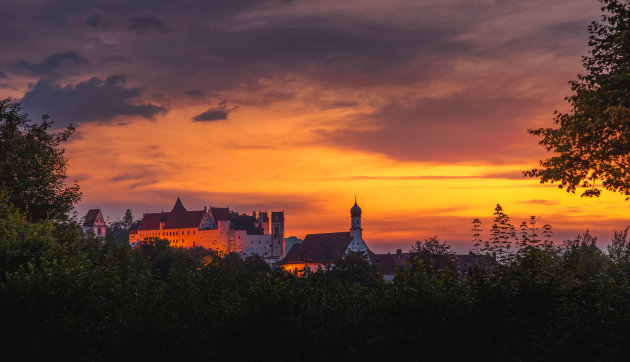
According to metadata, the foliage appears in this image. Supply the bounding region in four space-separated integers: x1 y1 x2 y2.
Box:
3 196 630 360
409 236 457 271
106 209 134 245
0 99 81 222
525 0 630 198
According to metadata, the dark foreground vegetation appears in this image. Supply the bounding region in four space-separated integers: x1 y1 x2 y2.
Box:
2 196 630 361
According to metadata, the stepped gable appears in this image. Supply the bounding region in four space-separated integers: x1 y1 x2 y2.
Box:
210 207 230 221
83 209 101 227
280 232 352 265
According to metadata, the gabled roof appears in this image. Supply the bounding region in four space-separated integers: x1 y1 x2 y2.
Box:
210 207 230 221
279 232 352 265
83 209 103 227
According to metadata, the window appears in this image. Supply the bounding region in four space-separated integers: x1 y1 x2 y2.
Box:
97 228 102 236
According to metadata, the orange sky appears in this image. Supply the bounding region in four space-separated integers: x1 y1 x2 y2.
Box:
1 0 628 253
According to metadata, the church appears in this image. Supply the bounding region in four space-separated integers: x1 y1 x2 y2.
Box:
279 198 407 280
129 197 285 261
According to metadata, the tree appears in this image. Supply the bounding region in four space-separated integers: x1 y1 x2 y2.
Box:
472 218 483 254
0 99 81 222
123 209 133 229
410 236 456 270
525 0 630 198
486 204 516 262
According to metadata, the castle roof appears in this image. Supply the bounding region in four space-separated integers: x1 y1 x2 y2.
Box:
210 207 230 221
171 196 187 213
83 209 103 227
279 232 352 265
164 210 206 229
137 198 207 231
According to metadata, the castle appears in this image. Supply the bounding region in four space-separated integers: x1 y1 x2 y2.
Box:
129 197 285 261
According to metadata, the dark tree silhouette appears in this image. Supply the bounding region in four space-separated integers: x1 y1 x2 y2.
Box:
526 0 630 198
0 99 80 222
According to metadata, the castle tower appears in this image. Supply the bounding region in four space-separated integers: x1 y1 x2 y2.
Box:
258 211 270 235
271 211 284 258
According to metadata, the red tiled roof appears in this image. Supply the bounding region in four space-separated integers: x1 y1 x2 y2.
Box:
210 207 230 221
136 198 209 231
138 212 166 230
279 232 351 265
83 209 102 227
164 210 206 229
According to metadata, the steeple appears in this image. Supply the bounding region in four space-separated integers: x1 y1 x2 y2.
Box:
347 197 368 259
350 196 362 219
171 196 187 213
350 197 362 232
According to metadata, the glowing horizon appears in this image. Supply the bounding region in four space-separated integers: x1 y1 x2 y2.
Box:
1 0 628 253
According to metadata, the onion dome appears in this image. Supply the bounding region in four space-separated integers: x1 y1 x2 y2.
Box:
350 198 362 217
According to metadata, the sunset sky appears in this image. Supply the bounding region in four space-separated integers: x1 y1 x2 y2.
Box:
1 0 628 253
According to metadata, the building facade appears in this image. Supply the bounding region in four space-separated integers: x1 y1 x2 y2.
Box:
129 197 285 261
83 209 106 238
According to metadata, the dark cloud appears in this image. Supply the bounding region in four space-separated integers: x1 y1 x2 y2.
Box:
0 70 8 79
184 89 204 97
86 13 103 27
20 75 167 126
8 50 89 77
199 19 471 86
193 102 237 122
317 94 547 163
128 16 169 34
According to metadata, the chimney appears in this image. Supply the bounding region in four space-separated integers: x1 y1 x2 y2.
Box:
396 249 402 258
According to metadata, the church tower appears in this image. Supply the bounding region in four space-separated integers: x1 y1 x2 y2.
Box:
347 197 369 256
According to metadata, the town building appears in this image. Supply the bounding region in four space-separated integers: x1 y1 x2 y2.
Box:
278 198 497 279
129 197 285 261
279 198 405 279
83 209 106 238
